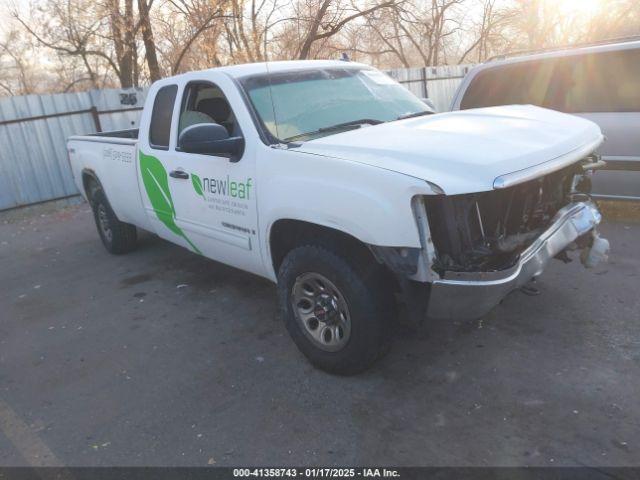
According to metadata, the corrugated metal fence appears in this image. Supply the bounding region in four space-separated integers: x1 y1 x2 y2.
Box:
0 65 473 210
385 64 474 112
0 88 147 210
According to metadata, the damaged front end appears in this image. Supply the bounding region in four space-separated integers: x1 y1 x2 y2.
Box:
423 159 601 275
405 156 609 321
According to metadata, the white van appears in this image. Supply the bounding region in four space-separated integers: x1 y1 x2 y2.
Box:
451 38 640 201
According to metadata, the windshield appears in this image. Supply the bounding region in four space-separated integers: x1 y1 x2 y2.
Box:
240 67 429 143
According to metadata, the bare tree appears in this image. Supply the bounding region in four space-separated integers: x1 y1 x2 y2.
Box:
457 0 515 63
5 0 640 96
12 0 137 88
13 0 165 89
293 0 398 60
361 0 464 67
138 0 162 81
0 30 36 95
223 0 283 62
160 0 230 74
105 0 138 87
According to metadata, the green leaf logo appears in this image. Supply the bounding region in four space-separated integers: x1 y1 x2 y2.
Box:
139 151 201 255
191 173 204 198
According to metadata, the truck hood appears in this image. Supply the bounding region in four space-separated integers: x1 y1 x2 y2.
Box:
294 105 604 195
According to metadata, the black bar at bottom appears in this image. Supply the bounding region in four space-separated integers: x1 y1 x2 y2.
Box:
0 467 639 480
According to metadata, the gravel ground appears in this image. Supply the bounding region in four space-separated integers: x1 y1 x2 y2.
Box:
0 201 638 467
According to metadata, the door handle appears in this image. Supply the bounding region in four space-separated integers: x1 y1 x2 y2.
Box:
169 169 189 179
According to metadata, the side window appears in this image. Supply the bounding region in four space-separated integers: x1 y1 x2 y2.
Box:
459 65 524 109
462 49 640 113
460 68 503 109
564 49 640 113
541 57 576 111
149 84 178 149
177 82 239 142
460 61 552 110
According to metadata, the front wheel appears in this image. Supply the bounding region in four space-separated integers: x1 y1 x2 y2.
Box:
277 245 393 375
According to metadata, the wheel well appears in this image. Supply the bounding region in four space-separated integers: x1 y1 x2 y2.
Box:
81 171 100 203
270 219 378 275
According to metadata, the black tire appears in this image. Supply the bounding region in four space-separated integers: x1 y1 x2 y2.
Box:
90 186 137 254
277 244 393 375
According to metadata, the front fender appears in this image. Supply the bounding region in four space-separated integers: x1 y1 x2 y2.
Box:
259 149 433 278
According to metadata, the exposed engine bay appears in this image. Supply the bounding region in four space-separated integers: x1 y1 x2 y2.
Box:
424 157 599 274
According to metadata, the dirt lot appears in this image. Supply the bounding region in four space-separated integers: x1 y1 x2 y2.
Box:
0 201 639 467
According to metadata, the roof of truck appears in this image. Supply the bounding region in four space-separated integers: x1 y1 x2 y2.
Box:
210 59 370 78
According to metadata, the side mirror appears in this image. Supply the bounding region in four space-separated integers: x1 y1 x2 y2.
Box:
421 97 437 112
178 123 244 160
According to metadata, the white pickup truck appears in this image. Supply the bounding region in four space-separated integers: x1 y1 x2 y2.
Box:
68 60 609 374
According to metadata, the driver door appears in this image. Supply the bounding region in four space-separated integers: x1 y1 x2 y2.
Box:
164 78 261 275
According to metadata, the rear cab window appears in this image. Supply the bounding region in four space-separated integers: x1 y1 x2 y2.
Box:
149 84 178 149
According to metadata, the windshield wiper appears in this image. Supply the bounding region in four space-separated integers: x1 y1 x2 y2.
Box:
396 110 434 120
318 118 384 132
283 118 384 142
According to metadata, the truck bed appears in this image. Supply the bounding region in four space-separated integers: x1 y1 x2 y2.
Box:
68 129 138 146
67 128 148 230
89 128 139 139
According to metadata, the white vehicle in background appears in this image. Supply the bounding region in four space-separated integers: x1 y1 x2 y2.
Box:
451 37 640 201
68 60 608 374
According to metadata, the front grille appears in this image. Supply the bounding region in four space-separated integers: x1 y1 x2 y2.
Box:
424 162 585 273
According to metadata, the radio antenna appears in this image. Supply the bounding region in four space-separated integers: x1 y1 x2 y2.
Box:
264 59 281 144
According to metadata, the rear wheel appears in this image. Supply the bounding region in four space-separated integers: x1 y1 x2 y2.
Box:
89 185 137 254
277 244 393 375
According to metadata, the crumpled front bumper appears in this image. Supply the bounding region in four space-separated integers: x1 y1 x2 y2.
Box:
426 201 604 321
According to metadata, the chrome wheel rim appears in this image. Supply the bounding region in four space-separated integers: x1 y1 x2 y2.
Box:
291 272 351 352
97 204 113 243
